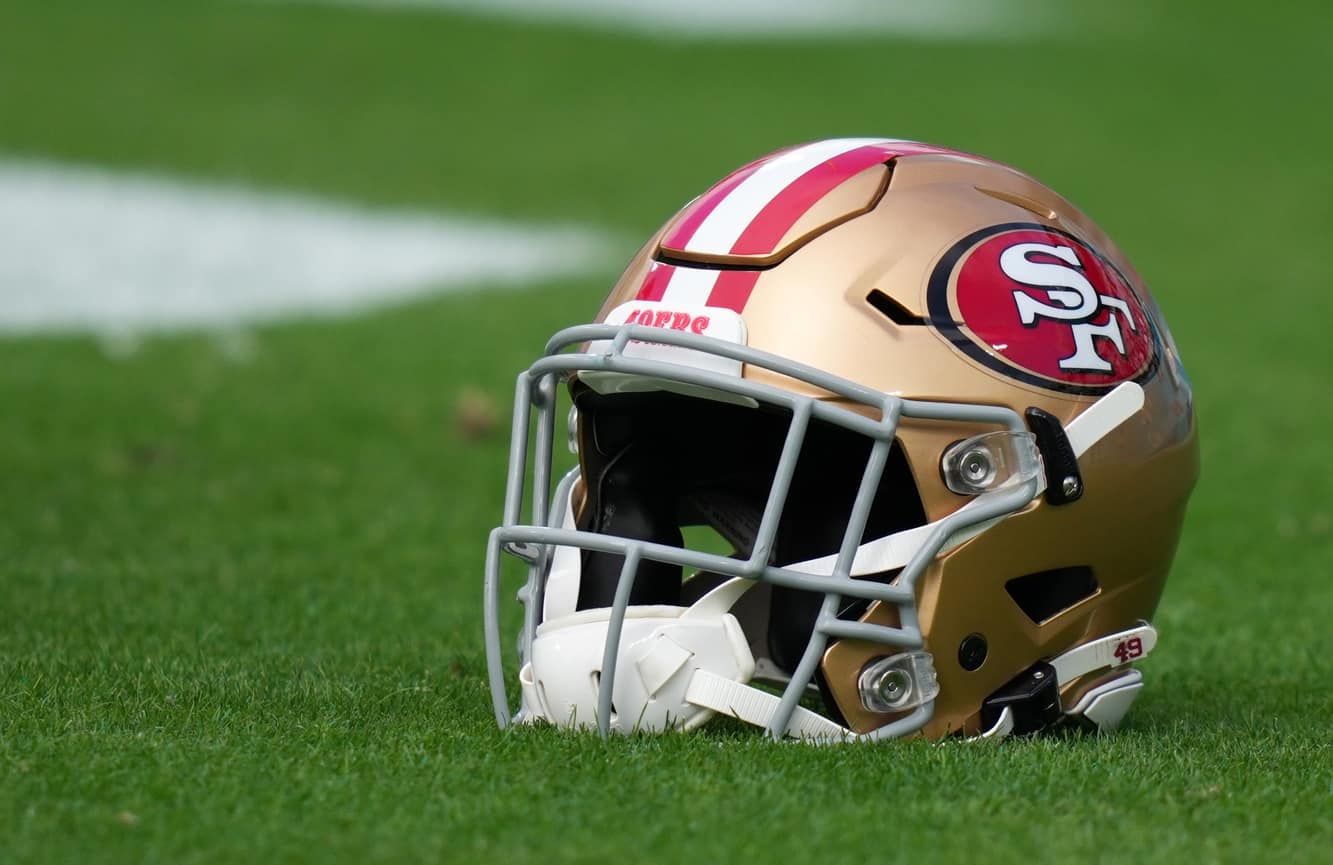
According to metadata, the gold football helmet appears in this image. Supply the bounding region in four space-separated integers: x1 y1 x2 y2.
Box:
484 138 1198 741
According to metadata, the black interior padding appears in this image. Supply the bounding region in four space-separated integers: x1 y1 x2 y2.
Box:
1004 566 1100 624
571 386 927 679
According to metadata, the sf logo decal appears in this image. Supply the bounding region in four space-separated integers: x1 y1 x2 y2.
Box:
927 224 1159 394
999 241 1139 374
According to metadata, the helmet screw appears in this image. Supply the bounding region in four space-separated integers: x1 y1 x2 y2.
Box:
1061 476 1081 498
1033 670 1045 680
872 669 912 707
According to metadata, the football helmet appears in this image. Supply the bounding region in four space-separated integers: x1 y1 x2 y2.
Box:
483 138 1198 741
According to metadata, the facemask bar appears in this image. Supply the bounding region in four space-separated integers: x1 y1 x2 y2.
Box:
484 322 1040 741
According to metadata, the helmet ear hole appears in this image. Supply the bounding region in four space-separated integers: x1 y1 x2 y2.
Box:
958 633 988 671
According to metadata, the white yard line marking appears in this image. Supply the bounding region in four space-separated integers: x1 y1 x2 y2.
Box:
287 0 1058 40
0 160 615 334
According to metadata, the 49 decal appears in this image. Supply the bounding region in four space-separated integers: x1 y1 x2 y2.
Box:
927 223 1160 395
1112 636 1145 664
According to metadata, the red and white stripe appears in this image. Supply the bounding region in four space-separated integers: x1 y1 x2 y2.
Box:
639 138 955 312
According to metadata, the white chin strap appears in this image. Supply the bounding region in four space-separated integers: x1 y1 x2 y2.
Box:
522 571 1158 740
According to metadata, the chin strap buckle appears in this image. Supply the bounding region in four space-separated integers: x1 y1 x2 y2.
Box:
974 622 1157 741
980 661 1062 736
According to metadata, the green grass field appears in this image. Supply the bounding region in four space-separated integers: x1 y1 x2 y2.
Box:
2 1 1331 862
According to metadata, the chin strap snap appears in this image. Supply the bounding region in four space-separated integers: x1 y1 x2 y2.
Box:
974 622 1157 741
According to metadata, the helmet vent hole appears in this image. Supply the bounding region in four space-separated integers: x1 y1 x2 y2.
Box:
866 290 928 326
1004 567 1100 625
590 672 620 723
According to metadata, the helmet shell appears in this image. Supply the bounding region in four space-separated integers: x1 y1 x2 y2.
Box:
589 142 1198 737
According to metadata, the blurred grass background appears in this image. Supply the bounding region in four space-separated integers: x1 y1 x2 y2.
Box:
1 1 1330 862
